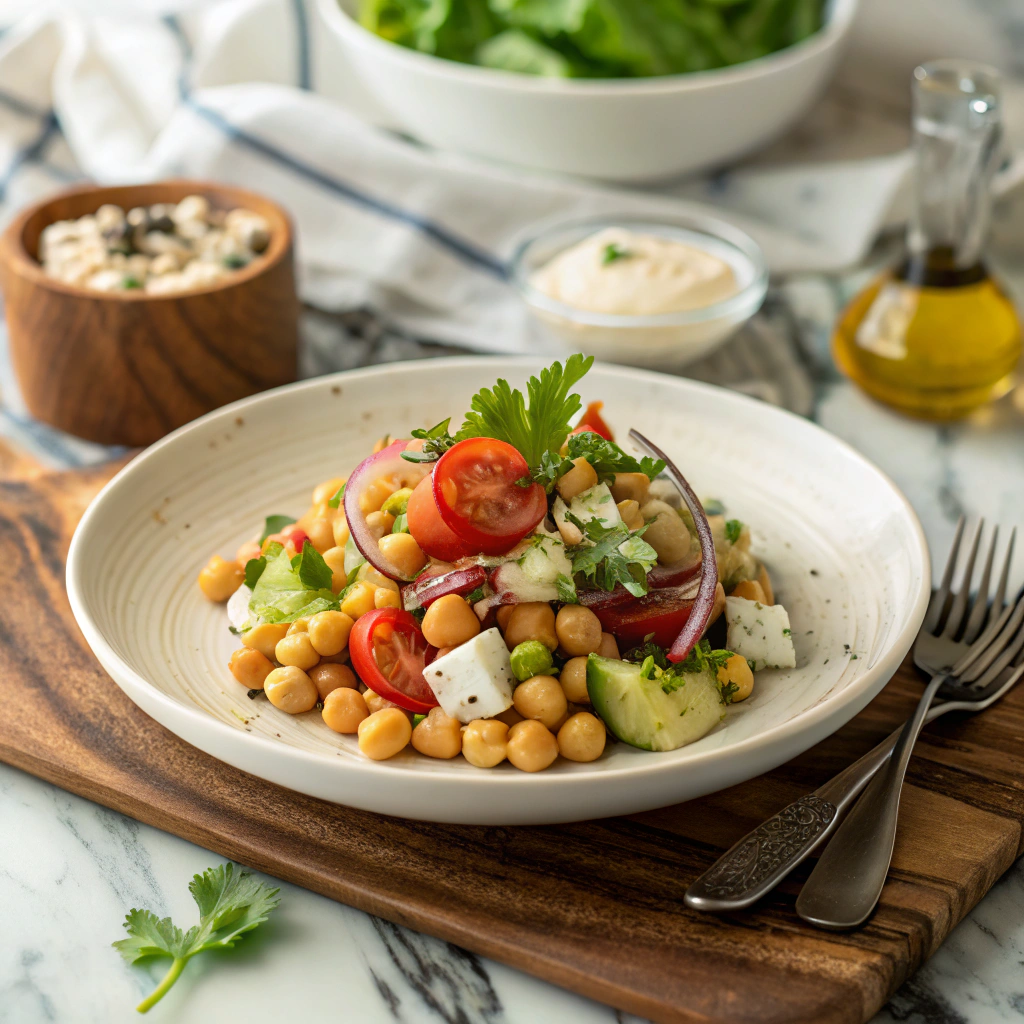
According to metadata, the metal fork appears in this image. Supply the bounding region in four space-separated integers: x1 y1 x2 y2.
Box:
914 516 1016 675
685 521 1020 913
796 600 1024 928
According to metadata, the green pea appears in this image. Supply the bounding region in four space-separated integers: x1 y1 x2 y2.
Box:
510 640 554 682
382 487 413 517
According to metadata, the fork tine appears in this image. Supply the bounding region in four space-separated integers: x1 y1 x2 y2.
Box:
972 642 1024 692
960 592 1024 681
962 525 999 643
942 518 984 638
989 526 1016 628
968 598 1024 687
924 515 965 633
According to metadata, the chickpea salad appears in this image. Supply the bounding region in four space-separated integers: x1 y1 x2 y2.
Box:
198 357 796 771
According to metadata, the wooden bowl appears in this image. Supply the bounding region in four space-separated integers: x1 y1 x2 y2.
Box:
0 180 299 446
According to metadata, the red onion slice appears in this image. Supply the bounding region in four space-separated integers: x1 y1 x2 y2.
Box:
344 439 427 582
402 566 487 610
628 429 718 664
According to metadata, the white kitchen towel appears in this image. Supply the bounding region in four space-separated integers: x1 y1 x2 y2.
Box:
0 0 926 359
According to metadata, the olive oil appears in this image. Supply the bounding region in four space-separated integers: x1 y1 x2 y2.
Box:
833 61 1021 420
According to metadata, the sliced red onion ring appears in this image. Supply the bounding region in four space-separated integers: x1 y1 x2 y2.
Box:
628 429 718 664
402 565 488 611
343 439 427 582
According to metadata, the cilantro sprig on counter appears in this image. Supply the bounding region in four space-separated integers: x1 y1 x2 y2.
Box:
113 863 280 1013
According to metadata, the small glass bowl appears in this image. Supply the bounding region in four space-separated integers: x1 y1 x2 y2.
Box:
509 212 768 370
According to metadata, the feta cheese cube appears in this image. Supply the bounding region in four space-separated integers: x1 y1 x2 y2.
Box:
425 627 515 723
725 597 797 671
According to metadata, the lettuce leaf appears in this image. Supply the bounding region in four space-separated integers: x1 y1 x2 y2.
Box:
247 544 339 625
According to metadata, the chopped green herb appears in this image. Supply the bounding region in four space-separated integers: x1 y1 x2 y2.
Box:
222 253 249 269
782 628 792 637
412 713 426 727
391 512 409 534
725 519 743 544
456 355 593 467
259 514 296 544
525 449 574 493
401 418 457 464
327 483 345 509
719 680 740 704
638 655 657 680
113 863 280 1014
122 275 143 289
601 242 632 265
556 573 578 604
465 586 486 603
703 498 726 516
566 512 656 598
565 432 664 483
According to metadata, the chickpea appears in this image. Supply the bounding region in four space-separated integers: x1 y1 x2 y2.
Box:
359 477 394 514
513 675 568 730
557 712 606 762
365 510 395 542
264 666 318 714
341 581 377 619
555 515 583 547
332 517 351 550
556 457 598 501
358 708 412 760
372 435 392 454
611 473 650 506
503 602 558 652
421 593 481 649
198 555 244 602
559 657 590 703
496 605 515 632
598 632 620 660
374 588 401 609
731 579 767 604
313 476 346 506
616 499 644 532
461 719 509 768
275 632 321 671
492 706 525 729
309 662 358 700
718 654 754 702
322 545 348 592
757 564 775 606
228 647 273 690
241 622 288 661
304 516 335 554
306 610 353 657
506 719 559 772
555 605 603 657
708 582 726 626
322 686 368 733
357 565 401 594
286 617 309 635
236 540 261 565
364 690 409 716
640 500 692 565
411 707 463 759
378 532 427 578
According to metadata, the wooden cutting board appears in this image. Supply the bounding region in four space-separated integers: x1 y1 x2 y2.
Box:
2 446 1023 1024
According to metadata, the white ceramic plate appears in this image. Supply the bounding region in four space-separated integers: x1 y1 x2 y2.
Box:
68 358 929 825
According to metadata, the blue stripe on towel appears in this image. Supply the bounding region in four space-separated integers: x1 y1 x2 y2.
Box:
292 0 312 90
161 13 505 280
0 88 48 121
0 111 59 201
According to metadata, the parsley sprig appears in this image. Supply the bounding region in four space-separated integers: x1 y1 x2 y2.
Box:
566 512 657 598
565 432 664 483
401 417 458 464
113 863 280 1013
457 354 593 467
624 638 738 701
602 242 632 265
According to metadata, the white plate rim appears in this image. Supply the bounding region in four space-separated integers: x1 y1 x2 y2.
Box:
67 356 930 808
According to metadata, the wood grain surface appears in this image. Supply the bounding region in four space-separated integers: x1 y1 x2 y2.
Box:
0 181 299 446
2 451 1023 1024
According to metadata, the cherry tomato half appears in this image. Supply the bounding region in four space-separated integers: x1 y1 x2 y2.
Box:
406 476 477 562
348 607 439 714
432 438 547 556
574 401 614 442
593 586 696 650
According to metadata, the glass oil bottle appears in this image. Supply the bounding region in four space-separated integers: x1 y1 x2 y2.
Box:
833 60 1021 419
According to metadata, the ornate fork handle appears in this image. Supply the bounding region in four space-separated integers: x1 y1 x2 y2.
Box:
685 731 900 911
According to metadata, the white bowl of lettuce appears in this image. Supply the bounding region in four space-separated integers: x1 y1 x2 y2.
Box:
317 0 858 182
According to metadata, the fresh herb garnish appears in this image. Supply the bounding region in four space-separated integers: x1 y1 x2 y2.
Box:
401 418 457 464
465 586 486 603
259 514 296 544
725 519 744 544
456 355 593 467
565 432 664 483
412 713 427 727
243 556 266 590
391 512 409 533
327 483 345 509
222 253 249 269
626 638 736 701
624 634 671 670
113 863 280 1014
523 449 574 492
602 242 632 265
719 680 740 704
122 275 143 289
566 512 657 598
295 541 334 591
556 573 578 603
703 498 726 516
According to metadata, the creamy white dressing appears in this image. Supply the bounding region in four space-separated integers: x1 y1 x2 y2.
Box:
530 227 739 317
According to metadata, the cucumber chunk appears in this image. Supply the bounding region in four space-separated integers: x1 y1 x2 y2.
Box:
586 654 724 751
